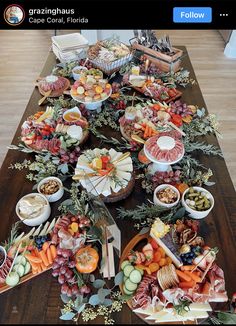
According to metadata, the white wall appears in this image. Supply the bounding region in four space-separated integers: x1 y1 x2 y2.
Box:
81 30 137 45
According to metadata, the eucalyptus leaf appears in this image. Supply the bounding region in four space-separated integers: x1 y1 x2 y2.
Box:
89 274 95 283
58 163 69 174
114 271 124 286
173 207 186 220
60 293 70 304
92 279 105 289
60 312 76 320
204 181 216 186
98 288 111 302
75 303 86 313
103 299 113 307
88 294 101 306
74 294 83 308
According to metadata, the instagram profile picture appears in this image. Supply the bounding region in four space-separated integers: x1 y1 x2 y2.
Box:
4 4 25 26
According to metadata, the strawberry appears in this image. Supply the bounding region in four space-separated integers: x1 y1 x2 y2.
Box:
149 238 159 250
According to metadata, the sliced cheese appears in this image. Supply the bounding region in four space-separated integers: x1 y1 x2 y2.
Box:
133 305 155 316
181 310 209 320
150 230 183 268
116 170 131 181
189 303 212 312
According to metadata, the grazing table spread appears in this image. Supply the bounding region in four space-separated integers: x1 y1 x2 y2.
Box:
0 45 236 325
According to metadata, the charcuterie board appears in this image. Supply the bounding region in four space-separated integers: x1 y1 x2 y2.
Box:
119 232 197 324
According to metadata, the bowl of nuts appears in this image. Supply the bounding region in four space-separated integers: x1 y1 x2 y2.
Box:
37 177 64 202
153 184 180 208
181 186 214 219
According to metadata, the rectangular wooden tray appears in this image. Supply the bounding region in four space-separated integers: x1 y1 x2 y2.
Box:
0 265 52 294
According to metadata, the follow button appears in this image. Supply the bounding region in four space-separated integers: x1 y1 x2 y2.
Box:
173 7 212 23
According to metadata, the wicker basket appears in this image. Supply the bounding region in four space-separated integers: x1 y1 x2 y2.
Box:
88 40 133 75
90 53 133 75
131 41 184 73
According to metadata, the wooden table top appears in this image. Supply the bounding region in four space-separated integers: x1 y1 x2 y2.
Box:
0 47 236 324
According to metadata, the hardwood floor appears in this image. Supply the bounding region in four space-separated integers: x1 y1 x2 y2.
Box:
0 30 236 189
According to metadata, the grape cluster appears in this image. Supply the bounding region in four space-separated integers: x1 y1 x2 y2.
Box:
52 248 81 297
59 147 81 164
114 100 126 110
31 234 51 251
152 170 181 187
139 55 162 76
78 103 90 119
169 100 194 118
180 246 202 265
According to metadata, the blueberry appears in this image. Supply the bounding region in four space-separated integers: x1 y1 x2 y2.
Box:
29 235 33 239
35 239 41 245
41 235 47 242
46 234 51 241
187 258 193 264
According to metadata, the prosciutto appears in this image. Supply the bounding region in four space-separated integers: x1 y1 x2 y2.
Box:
132 275 157 309
0 257 13 284
39 76 67 92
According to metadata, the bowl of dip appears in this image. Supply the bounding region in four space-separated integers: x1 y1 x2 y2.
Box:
72 66 88 80
16 193 51 226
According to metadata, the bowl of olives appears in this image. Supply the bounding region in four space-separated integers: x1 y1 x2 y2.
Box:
182 186 214 219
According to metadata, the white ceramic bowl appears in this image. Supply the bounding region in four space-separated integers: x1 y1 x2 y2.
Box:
72 66 88 80
0 246 7 268
16 193 51 227
37 177 64 203
71 88 112 111
153 184 180 208
181 186 214 219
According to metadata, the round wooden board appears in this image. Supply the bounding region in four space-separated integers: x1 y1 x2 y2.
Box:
100 174 135 203
119 232 197 325
37 77 71 97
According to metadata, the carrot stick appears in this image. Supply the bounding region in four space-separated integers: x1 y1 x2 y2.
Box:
148 126 152 137
144 126 149 138
30 261 40 271
25 253 42 264
180 265 195 271
184 271 202 283
37 264 42 273
40 263 47 271
38 250 49 267
179 280 196 289
42 242 50 252
50 245 57 260
176 269 192 282
46 248 53 265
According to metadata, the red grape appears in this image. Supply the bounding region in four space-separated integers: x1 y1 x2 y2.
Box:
65 269 73 280
71 284 79 295
61 284 69 294
67 288 73 297
68 260 76 268
60 266 67 275
58 274 65 285
52 268 60 277
79 285 91 294
52 262 60 270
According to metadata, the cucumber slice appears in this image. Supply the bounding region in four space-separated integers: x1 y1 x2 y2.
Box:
123 276 128 283
24 262 31 275
6 272 20 287
14 255 27 266
135 266 144 275
123 264 134 277
129 269 142 284
125 279 138 292
13 264 25 277
121 260 130 271
123 284 134 295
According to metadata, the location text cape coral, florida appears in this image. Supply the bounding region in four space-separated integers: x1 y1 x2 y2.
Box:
28 7 88 24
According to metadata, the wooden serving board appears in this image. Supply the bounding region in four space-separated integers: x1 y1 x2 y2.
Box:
0 265 52 294
129 84 182 104
35 77 71 97
119 232 197 325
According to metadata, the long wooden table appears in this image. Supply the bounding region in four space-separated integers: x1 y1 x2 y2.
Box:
0 47 236 324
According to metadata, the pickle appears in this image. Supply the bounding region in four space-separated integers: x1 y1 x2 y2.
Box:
196 199 205 205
